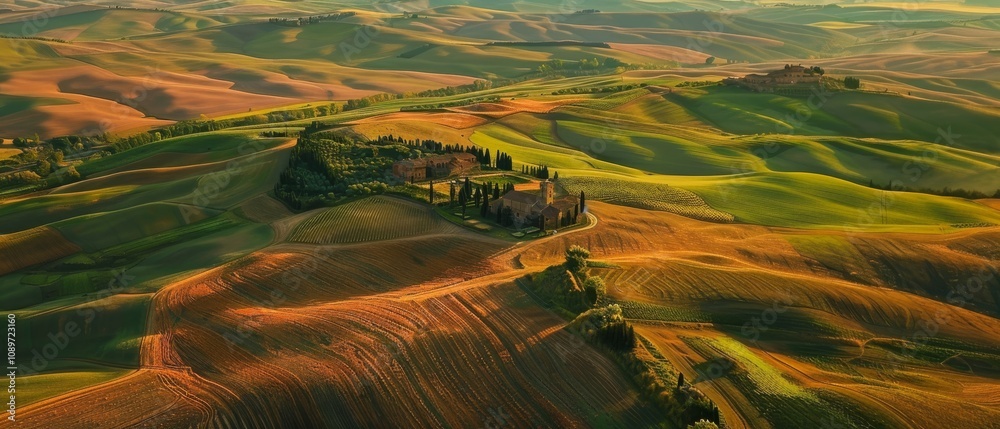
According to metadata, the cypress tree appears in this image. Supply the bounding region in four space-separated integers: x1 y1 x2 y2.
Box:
459 189 468 217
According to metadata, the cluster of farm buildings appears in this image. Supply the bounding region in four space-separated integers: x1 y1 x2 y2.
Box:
391 153 479 182
391 154 579 230
725 65 822 91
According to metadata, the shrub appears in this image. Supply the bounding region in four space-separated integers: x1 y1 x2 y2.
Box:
565 246 589 274
583 276 606 306
689 419 719 429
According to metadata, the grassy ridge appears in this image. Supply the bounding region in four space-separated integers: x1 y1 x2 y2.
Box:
0 227 80 276
680 172 1000 230
77 133 283 177
52 203 218 252
558 176 735 223
0 133 287 239
19 294 149 367
470 124 641 175
666 86 1000 155
0 9 236 41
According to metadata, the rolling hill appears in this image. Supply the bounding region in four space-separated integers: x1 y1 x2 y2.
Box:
2 1 1000 428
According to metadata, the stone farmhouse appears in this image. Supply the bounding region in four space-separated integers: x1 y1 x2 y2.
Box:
491 180 580 230
726 64 822 90
392 153 478 182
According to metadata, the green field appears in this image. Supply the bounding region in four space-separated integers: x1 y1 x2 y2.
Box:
664 86 1000 155
20 293 149 366
52 203 219 252
0 95 74 117
558 176 735 223
16 365 131 406
680 172 1000 230
77 133 286 177
685 336 879 429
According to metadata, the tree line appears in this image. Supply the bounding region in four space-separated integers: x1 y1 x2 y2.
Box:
266 12 355 26
343 77 521 112
494 151 514 171
526 245 721 428
536 57 624 73
551 82 647 95
522 164 550 179
488 41 611 48
867 180 1000 200
109 104 342 153
399 95 502 111
0 35 68 43
366 134 513 171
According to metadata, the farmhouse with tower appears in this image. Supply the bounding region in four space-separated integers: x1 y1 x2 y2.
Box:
491 180 580 229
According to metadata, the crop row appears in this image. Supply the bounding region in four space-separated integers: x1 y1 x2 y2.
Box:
0 226 80 276
130 238 659 427
612 299 710 323
289 196 446 244
98 213 244 260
